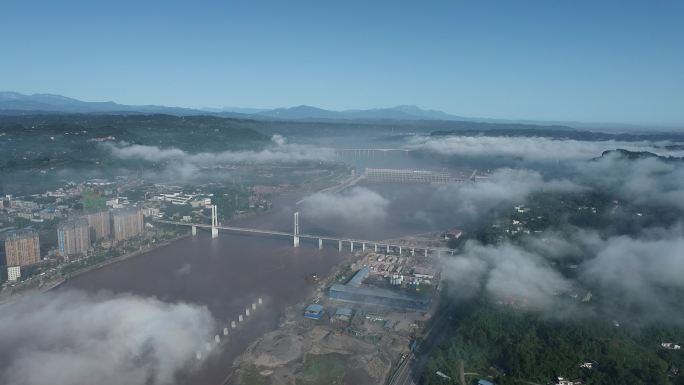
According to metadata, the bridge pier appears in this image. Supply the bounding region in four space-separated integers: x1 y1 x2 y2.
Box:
411 248 415 256
424 249 428 257
374 243 378 252
350 241 354 252
386 245 390 254
293 212 300 248
318 238 323 249
192 225 197 236
211 205 219 238
338 240 342 252
399 246 402 255
362 242 366 252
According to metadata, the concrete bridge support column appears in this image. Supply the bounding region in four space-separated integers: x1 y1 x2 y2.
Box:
318 238 323 249
293 212 300 248
374 244 378 252
424 249 428 257
386 245 390 254
362 243 366 252
399 246 402 255
338 240 342 252
211 205 219 239
350 241 354 252
192 226 197 236
411 248 415 256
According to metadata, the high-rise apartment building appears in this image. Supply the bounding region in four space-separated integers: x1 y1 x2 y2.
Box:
112 208 144 242
4 230 40 266
84 210 111 241
57 218 90 256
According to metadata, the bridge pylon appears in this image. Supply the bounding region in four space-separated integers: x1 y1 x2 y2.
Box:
211 205 218 239
293 212 300 247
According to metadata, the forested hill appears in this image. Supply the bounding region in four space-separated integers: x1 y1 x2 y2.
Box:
595 149 684 162
431 127 684 142
423 304 684 385
0 114 268 152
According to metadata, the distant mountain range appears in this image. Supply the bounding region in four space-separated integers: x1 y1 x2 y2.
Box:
252 104 467 121
0 91 472 121
0 91 672 131
0 91 203 116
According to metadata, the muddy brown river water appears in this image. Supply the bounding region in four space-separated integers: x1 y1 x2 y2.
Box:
58 183 455 384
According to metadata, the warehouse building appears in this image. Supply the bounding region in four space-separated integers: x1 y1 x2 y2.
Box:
329 284 430 312
328 268 431 312
304 304 324 320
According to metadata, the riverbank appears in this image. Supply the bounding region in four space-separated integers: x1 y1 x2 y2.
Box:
0 231 191 305
226 249 426 385
51 232 192 290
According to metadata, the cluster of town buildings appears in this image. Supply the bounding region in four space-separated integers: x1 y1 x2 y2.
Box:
3 207 144 282
0 178 248 285
1 179 149 283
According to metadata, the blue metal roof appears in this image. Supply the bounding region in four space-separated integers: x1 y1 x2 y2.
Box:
305 304 324 312
348 267 370 287
335 307 353 316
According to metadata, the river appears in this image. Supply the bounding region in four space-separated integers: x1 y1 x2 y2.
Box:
57 176 461 384
60 227 348 385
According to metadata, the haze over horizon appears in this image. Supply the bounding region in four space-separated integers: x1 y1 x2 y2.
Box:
1 0 683 126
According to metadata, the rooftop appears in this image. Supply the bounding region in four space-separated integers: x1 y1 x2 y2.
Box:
330 283 429 303
348 266 370 287
335 307 353 317
304 304 324 313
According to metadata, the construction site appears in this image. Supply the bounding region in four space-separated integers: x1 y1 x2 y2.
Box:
228 248 440 385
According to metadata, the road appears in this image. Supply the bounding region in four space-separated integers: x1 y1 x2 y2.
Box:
389 303 456 385
388 353 417 385
296 173 364 204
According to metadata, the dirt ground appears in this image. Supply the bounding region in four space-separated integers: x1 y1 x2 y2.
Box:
228 252 435 385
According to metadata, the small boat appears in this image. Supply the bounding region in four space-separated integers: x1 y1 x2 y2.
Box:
305 273 321 284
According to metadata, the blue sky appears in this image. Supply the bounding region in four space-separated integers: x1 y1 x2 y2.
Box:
1 0 682 125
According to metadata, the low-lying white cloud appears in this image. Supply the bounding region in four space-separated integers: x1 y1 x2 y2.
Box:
0 291 216 385
432 168 584 222
442 240 573 308
577 153 684 211
442 225 684 323
301 187 389 227
103 134 335 165
406 135 684 162
582 231 684 317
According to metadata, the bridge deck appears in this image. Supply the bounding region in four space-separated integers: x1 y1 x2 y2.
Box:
154 220 446 251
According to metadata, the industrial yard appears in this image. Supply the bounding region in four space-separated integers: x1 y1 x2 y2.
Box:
228 248 440 385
